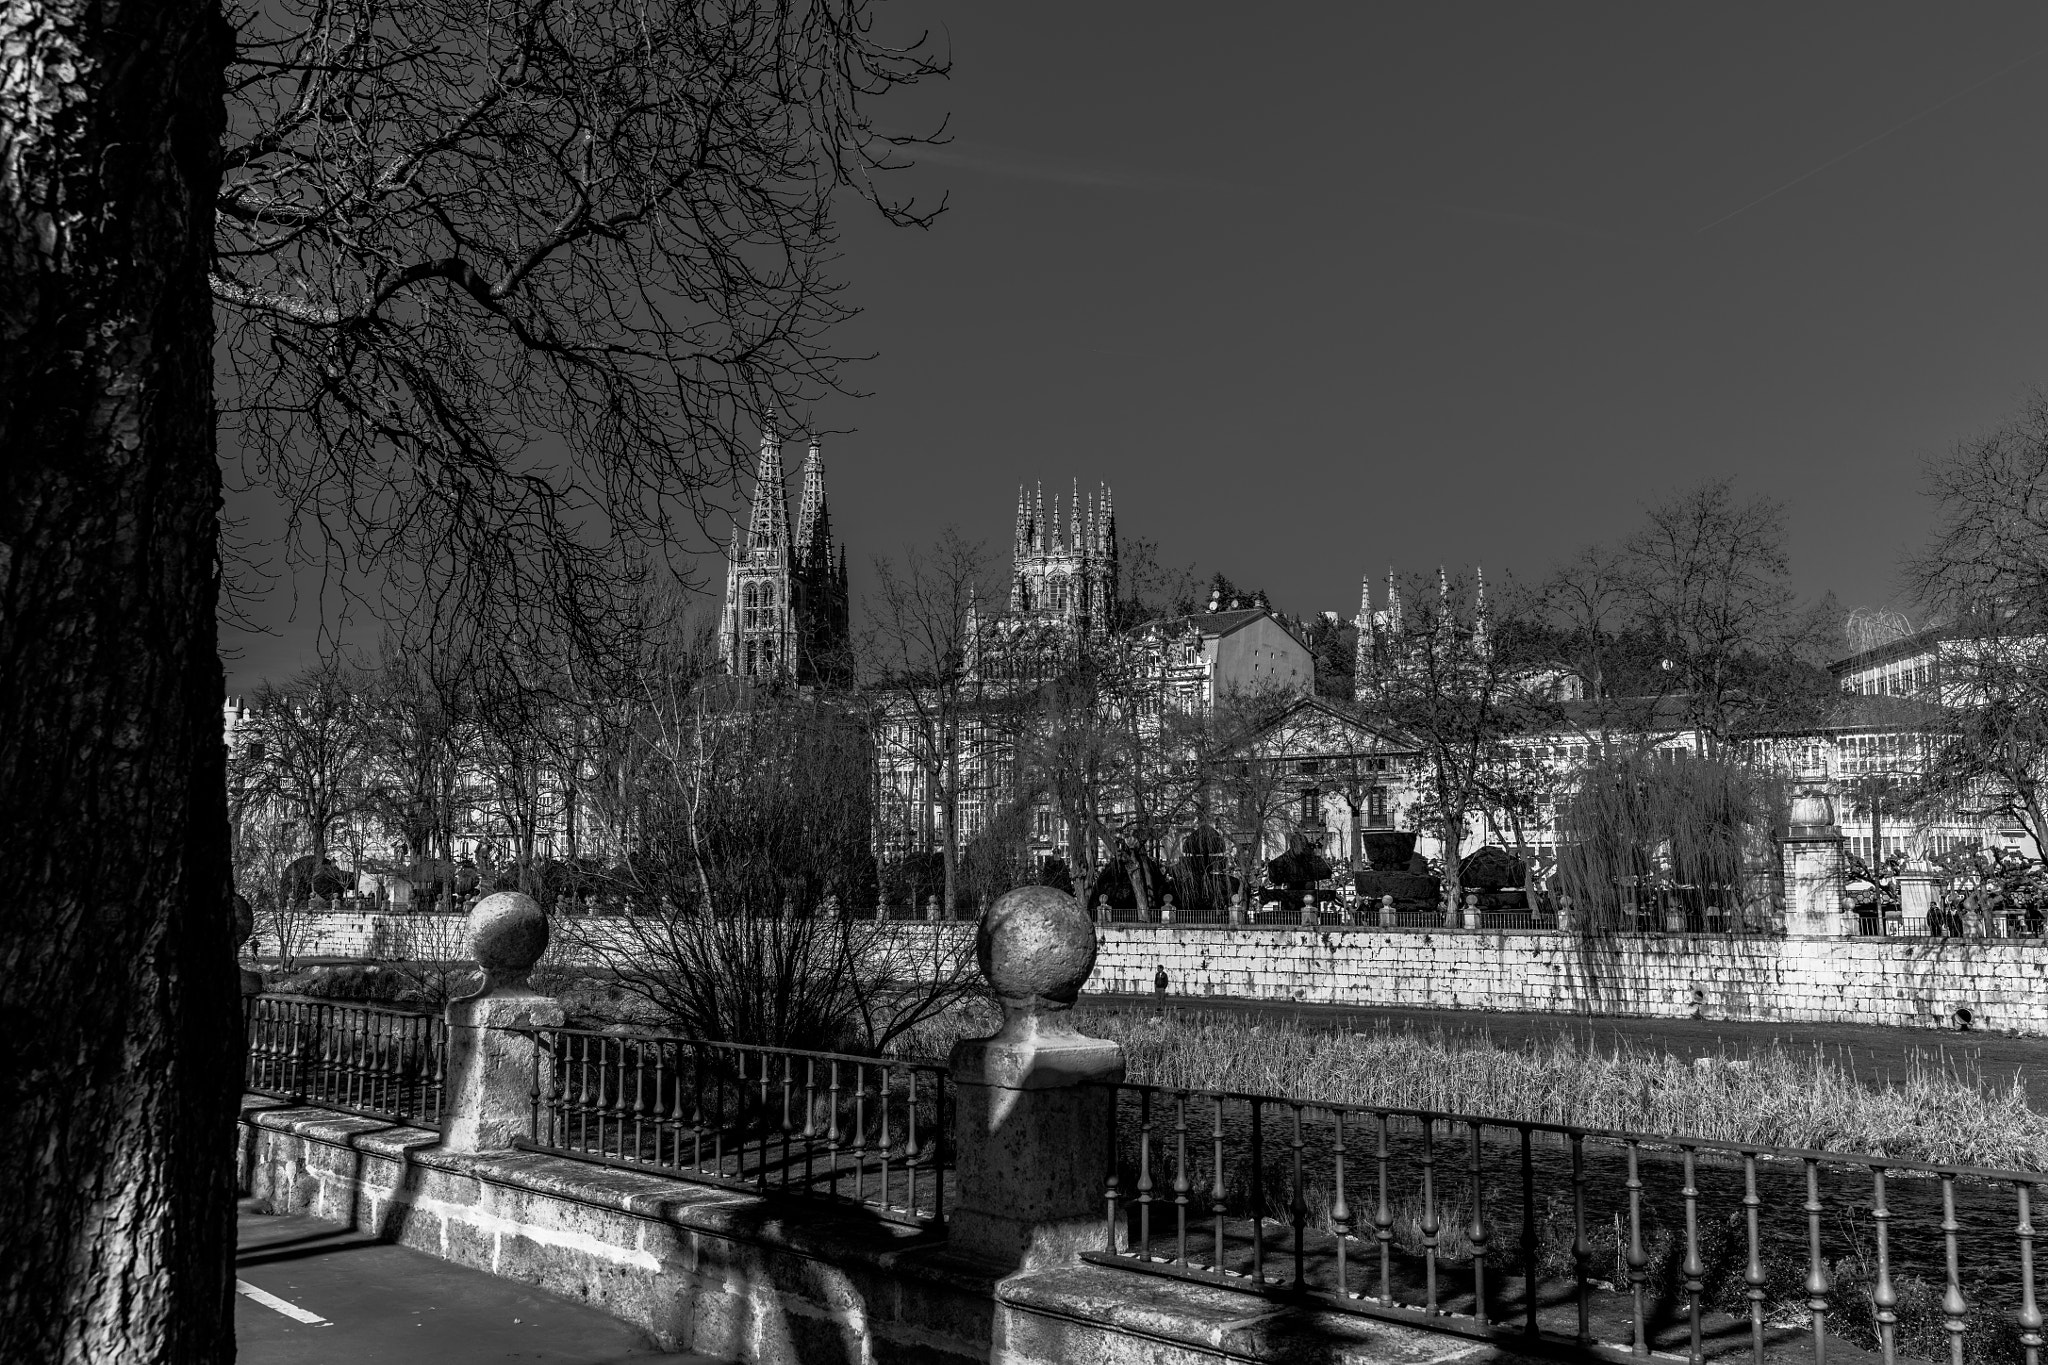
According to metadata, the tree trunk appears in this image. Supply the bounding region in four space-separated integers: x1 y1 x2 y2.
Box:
0 0 236 1359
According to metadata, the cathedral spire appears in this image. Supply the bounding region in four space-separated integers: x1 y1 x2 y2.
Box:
1386 568 1402 635
1015 484 1028 556
1069 477 1081 552
746 416 790 556
794 436 830 568
1033 482 1046 553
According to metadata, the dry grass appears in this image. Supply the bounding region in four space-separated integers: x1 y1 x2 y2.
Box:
901 1003 2048 1170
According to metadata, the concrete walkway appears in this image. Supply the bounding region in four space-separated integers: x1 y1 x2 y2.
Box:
236 1200 724 1364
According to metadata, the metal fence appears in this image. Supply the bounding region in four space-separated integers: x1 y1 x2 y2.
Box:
1090 1082 2044 1364
244 994 446 1126
514 1027 953 1229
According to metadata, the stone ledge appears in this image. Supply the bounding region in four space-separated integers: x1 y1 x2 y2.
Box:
240 1100 1000 1296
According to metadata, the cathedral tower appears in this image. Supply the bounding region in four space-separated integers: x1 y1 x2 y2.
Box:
1008 479 1118 638
719 417 850 683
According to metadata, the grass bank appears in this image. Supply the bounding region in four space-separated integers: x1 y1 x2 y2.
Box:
903 1003 2048 1170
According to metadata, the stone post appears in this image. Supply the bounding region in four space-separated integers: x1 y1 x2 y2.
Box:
949 885 1125 1271
1228 893 1244 927
1778 788 1851 939
1896 859 1941 933
442 891 565 1154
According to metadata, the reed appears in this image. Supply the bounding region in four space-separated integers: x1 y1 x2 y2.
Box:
896 1002 2048 1169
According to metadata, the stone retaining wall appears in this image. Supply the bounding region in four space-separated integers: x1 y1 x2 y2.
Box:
252 912 2048 1035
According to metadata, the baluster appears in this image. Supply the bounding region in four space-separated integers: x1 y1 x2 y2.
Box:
1468 1121 1490 1327
631 1043 648 1162
1626 1140 1649 1356
1211 1095 1228 1273
610 1039 631 1159
824 1060 843 1193
1572 1132 1592 1345
666 1043 686 1168
850 1062 868 1204
2017 1182 2042 1365
1869 1165 1898 1365
1681 1145 1704 1365
527 1031 543 1146
1172 1091 1191 1266
1941 1172 1966 1365
1420 1116 1440 1314
931 1075 946 1226
877 1062 894 1208
1136 1088 1155 1261
898 1063 915 1214
1102 1085 1122 1254
1374 1112 1394 1305
1519 1126 1537 1337
1806 1157 1833 1365
574 1034 591 1152
758 1049 774 1192
1250 1098 1266 1286
1743 1150 1765 1364
1330 1110 1352 1299
1289 1103 1309 1291
689 1046 706 1174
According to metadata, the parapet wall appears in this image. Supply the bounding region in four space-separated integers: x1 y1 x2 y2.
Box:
253 913 2048 1035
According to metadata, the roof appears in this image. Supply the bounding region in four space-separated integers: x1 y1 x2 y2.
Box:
1135 607 1304 647
1235 694 1420 755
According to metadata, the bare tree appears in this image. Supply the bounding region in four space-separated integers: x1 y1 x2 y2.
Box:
1900 395 2048 855
215 0 946 648
1 0 239 1355
865 530 992 915
1610 479 1836 744
233 659 376 901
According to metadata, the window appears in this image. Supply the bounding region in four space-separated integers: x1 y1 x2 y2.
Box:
1368 787 1388 827
1300 787 1321 825
741 581 757 629
1298 759 1322 776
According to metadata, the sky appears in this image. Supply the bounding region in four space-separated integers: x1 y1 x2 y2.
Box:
222 2 2048 690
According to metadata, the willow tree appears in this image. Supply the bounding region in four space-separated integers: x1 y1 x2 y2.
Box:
3 0 943 1356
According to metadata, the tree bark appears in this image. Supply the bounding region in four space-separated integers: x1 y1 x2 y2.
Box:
0 0 236 1359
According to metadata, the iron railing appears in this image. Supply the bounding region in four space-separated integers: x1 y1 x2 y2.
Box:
244 993 446 1126
514 1026 952 1228
1091 1082 2044 1364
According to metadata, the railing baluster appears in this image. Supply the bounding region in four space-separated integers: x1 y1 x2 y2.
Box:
1330 1110 1351 1300
782 1055 797 1193
1103 1084 1122 1253
1136 1088 1155 1262
1941 1172 1966 1365
1420 1116 1439 1315
878 1061 896 1210
1627 1139 1648 1356
930 1070 946 1226
1289 1103 1309 1292
1211 1094 1228 1273
759 1049 775 1194
1374 1111 1393 1305
1681 1144 1704 1365
1573 1132 1591 1345
1519 1125 1537 1338
825 1059 842 1193
1172 1090 1190 1267
1806 1156 1833 1365
805 1058 822 1197
1743 1149 1765 1365
1871 1165 1898 1365
1250 1098 1266 1286
2019 1181 2043 1365
1467 1120 1490 1327
631 1042 648 1163
850 1063 869 1205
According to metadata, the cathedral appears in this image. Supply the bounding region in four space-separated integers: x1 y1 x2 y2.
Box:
1004 480 1119 638
717 416 851 685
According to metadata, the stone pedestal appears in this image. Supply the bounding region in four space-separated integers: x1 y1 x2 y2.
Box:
948 885 1125 1272
1897 867 1941 930
1779 789 1850 939
442 892 565 1154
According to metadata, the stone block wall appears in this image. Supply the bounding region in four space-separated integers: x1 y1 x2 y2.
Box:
252 912 2048 1035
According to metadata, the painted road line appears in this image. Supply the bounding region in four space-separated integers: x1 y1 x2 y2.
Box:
235 1279 330 1326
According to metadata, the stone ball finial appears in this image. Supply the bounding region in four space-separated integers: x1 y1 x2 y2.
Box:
978 884 1096 1014
467 891 549 990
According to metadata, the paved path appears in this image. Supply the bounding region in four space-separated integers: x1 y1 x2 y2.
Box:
1085 992 2048 1108
236 1200 724 1364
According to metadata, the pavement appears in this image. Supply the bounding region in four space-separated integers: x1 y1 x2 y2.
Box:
235 1200 725 1364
